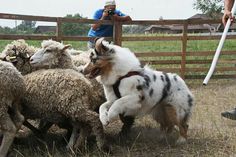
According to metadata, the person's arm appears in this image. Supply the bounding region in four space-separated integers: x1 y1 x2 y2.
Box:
91 10 109 31
113 15 132 22
222 0 235 26
111 10 132 22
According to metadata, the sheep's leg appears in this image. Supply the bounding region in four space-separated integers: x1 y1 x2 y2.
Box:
23 120 47 138
75 109 109 152
119 114 135 137
0 113 17 157
99 101 113 126
107 95 141 124
38 120 53 134
66 125 79 151
74 125 91 152
8 99 24 130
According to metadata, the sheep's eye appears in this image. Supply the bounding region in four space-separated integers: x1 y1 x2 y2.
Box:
44 49 52 53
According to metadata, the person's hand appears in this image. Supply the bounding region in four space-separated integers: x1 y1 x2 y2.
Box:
101 10 109 19
222 10 234 26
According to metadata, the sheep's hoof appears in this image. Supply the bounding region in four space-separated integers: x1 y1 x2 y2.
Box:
100 143 111 153
0 134 2 145
176 136 187 145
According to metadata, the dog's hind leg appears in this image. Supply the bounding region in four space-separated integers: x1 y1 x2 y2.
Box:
153 104 175 141
176 113 190 145
163 104 188 145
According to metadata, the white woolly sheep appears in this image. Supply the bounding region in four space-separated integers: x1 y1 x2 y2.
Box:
0 60 25 157
21 68 109 151
16 40 108 151
30 40 105 112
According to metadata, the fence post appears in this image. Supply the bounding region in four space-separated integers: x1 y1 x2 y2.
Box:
113 21 122 46
181 21 188 79
56 17 62 42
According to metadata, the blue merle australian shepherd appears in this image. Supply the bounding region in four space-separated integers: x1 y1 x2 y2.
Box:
83 38 194 144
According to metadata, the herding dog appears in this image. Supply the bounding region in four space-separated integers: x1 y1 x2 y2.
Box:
83 38 194 144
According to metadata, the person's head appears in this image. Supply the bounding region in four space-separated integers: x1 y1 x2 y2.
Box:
104 0 116 11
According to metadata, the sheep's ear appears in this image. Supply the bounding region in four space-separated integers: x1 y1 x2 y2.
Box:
0 53 5 60
62 44 71 51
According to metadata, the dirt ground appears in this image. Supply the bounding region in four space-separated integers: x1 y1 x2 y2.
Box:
9 79 236 157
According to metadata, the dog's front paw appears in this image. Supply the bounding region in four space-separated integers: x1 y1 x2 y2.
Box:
100 112 109 126
108 110 119 122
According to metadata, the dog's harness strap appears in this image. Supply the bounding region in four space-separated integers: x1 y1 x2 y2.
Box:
113 71 143 98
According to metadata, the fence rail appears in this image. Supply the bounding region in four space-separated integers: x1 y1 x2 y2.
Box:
1 13 236 80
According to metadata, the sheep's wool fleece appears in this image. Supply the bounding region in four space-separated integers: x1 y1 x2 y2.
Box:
2 39 36 57
0 60 25 116
1 40 37 75
22 69 101 121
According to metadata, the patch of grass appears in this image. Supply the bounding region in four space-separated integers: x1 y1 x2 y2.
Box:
7 80 236 156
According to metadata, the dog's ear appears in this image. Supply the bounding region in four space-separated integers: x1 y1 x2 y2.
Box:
94 37 101 44
101 40 109 52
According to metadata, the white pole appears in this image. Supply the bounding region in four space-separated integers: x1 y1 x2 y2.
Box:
203 2 236 85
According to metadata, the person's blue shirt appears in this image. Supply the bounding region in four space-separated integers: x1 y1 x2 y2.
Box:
88 9 126 38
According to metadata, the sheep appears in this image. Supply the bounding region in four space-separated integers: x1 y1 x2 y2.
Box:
0 60 25 157
30 40 105 112
0 39 37 75
21 68 109 151
10 40 107 151
69 49 90 67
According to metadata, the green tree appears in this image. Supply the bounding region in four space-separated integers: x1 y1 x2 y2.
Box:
17 20 36 33
0 26 17 34
62 13 90 36
193 0 224 18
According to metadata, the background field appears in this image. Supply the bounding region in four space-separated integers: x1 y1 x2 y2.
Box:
1 38 236 53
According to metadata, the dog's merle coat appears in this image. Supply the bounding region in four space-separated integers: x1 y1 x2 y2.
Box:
83 38 194 144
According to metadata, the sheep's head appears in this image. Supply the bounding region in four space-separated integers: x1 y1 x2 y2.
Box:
83 38 114 79
0 39 36 74
30 40 71 69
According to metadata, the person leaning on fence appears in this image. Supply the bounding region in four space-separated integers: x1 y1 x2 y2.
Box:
87 0 132 49
221 0 236 120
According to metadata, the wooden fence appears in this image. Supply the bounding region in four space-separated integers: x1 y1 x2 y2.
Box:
1 13 236 79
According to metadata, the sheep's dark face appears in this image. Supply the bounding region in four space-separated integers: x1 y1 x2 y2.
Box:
83 38 114 79
0 44 34 74
30 41 71 69
1 45 31 63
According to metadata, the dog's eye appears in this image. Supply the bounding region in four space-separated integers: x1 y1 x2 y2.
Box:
91 58 97 64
